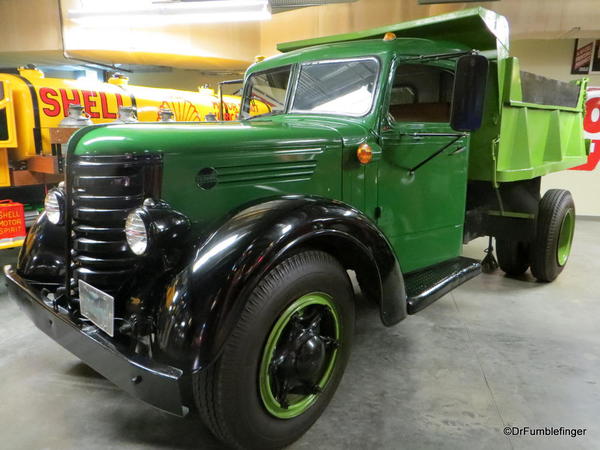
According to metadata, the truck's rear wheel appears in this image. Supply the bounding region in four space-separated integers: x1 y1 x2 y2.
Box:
530 189 575 282
194 250 355 449
496 239 530 276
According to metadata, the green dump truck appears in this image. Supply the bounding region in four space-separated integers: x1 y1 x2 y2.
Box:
5 8 587 449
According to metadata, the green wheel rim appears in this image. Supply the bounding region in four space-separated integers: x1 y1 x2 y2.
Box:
557 208 575 266
259 292 341 419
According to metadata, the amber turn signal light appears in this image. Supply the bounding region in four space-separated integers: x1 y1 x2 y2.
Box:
357 143 373 164
383 32 396 41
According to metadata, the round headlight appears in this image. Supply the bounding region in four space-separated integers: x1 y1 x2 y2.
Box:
44 188 65 225
125 210 149 256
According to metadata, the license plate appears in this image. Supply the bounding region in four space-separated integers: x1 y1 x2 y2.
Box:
79 280 114 337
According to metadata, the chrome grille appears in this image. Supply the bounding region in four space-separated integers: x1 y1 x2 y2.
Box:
69 153 163 297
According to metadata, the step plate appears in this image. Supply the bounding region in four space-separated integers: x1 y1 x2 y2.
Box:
405 256 481 314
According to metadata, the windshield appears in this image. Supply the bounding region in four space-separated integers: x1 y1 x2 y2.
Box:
291 58 379 117
242 66 292 118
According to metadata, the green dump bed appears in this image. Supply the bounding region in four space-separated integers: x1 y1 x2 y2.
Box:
278 7 588 184
469 56 588 184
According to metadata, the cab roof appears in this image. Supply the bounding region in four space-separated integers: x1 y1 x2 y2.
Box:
247 37 469 76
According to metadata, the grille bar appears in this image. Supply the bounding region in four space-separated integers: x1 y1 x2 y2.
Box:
68 153 162 298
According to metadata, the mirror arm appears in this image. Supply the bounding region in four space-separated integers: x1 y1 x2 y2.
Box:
218 78 244 120
406 133 467 174
402 132 466 137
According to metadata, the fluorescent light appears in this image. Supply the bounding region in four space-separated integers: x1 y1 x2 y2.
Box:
69 0 272 27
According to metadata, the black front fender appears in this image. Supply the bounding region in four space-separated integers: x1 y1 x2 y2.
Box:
156 195 406 372
17 212 66 285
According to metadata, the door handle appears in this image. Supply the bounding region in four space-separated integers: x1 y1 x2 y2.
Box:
449 146 466 155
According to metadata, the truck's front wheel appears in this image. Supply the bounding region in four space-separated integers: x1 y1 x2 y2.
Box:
194 250 355 449
530 189 575 282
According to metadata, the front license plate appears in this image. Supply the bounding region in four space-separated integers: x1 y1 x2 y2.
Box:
79 280 114 337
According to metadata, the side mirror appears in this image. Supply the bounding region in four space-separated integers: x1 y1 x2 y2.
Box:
450 54 489 132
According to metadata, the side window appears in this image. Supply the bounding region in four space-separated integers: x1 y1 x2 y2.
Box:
242 66 292 118
389 64 454 123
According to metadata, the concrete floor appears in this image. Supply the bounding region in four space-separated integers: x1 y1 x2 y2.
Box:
0 220 599 450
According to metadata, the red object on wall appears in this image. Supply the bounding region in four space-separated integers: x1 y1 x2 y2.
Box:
0 200 26 240
570 88 600 171
570 141 600 171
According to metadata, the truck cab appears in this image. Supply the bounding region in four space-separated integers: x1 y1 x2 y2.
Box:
5 8 586 450
246 38 476 268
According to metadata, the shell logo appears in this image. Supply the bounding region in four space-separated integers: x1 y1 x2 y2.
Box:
571 88 600 171
158 99 202 122
223 102 240 121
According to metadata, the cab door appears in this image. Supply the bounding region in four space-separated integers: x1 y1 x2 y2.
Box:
376 63 469 273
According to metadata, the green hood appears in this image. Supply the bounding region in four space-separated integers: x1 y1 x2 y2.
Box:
71 117 366 229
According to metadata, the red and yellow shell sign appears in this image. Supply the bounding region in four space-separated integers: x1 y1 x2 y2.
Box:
0 200 25 241
34 83 242 125
39 87 128 120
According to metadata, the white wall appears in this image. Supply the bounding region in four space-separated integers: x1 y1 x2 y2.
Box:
126 69 243 94
512 40 600 216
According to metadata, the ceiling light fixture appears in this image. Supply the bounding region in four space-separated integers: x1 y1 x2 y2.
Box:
68 0 272 27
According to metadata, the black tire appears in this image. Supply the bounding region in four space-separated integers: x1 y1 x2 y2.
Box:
194 250 355 449
530 189 575 282
496 239 530 276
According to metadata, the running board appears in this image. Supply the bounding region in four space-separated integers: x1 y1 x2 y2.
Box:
405 257 481 314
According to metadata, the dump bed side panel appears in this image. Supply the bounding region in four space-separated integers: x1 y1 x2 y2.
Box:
468 57 588 183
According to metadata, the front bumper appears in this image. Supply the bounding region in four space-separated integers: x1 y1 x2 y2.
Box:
4 265 188 416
